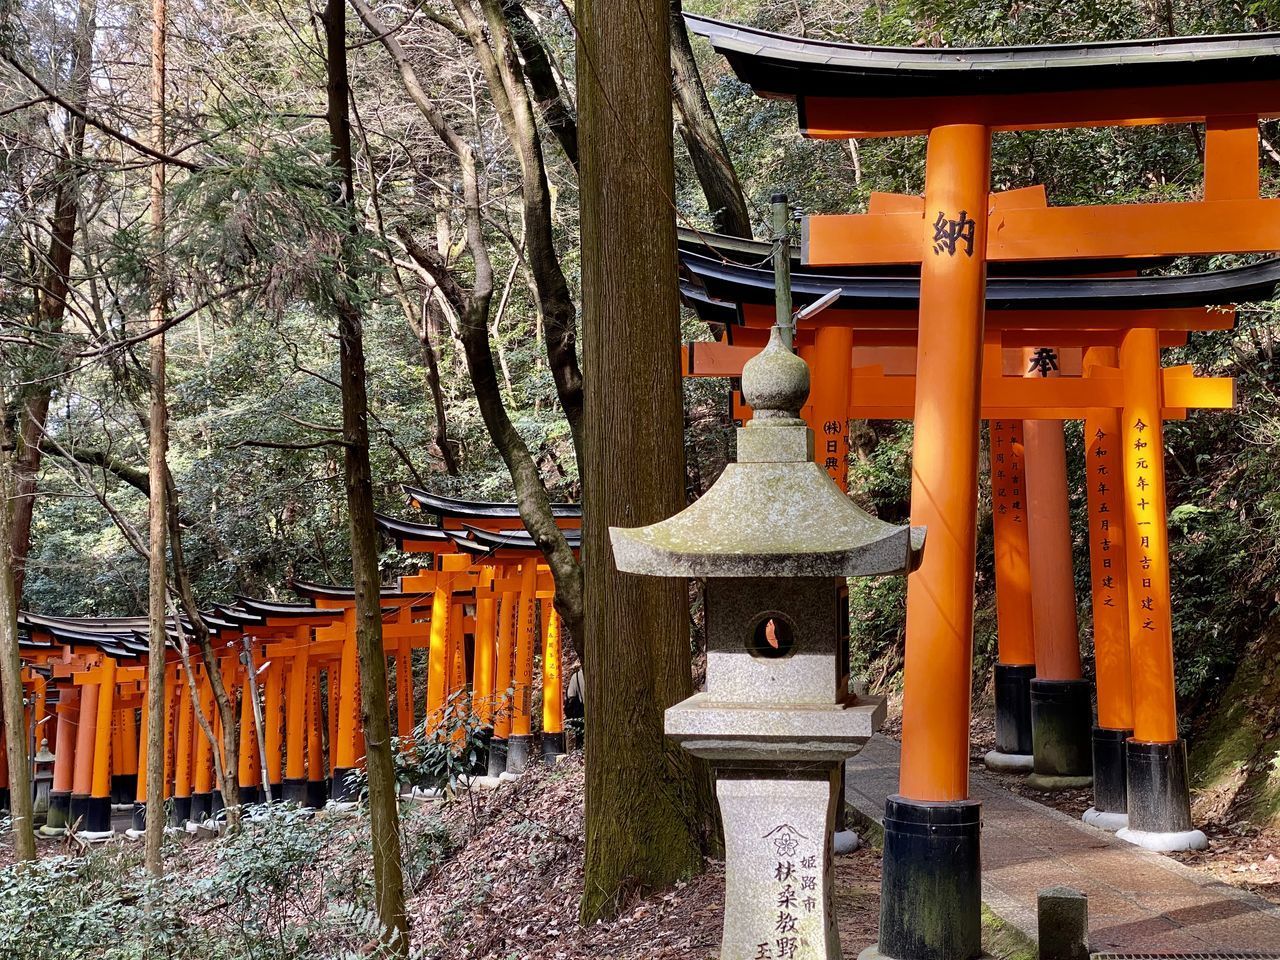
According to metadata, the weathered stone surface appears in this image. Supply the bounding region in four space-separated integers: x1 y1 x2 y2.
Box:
665 692 884 762
610 451 919 577
740 324 812 422
718 771 844 960
1037 887 1089 960
706 578 842 705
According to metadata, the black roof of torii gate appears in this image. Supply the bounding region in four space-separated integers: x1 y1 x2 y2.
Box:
684 15 1280 99
679 247 1280 314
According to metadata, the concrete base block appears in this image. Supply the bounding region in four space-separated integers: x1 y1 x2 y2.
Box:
1038 886 1089 960
1116 826 1208 852
983 750 1034 773
498 771 521 783
79 828 116 843
124 828 145 841
1082 807 1128 832
833 829 861 855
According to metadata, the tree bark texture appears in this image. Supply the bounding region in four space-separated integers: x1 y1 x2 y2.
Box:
9 0 95 600
144 0 168 877
458 0 584 464
324 0 409 949
0 409 36 861
578 0 709 922
669 0 751 238
498 0 578 171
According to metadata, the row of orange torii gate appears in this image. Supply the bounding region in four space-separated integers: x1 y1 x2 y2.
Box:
678 216 1263 846
673 33 1280 955
7 490 581 838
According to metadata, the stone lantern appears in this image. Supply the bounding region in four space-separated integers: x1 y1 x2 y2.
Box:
611 326 923 960
32 737 55 826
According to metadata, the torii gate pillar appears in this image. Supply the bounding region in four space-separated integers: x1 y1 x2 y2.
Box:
1115 329 1207 852
876 123 988 960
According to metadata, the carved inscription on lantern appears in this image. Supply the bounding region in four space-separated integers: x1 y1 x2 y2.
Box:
754 824 824 959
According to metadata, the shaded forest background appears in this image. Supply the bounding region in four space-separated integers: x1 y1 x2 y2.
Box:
6 0 1280 825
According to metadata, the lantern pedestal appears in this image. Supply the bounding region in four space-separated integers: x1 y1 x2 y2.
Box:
720 773 842 960
667 694 884 960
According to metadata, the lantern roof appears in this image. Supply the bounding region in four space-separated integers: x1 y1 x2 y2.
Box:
611 328 923 578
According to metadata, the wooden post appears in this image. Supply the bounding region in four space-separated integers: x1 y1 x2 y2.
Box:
307 663 327 807
395 637 414 740
191 669 214 821
810 325 854 490
507 559 538 772
263 660 283 799
44 687 78 833
488 577 517 777
1083 346 1135 828
987 409 1036 767
284 639 309 803
334 607 362 797
473 585 497 727
1022 347 1083 682
1116 328 1205 848
1022 346 1092 789
172 666 194 822
541 602 565 758
238 668 256 802
87 657 117 833
426 571 451 726
70 679 99 828
883 123 989 960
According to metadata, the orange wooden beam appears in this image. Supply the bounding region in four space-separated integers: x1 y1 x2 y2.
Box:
806 199 1280 265
800 88 1279 138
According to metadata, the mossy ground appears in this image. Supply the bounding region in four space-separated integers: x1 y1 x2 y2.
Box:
1186 615 1280 828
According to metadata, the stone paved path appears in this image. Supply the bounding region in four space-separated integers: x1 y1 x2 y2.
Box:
846 734 1280 953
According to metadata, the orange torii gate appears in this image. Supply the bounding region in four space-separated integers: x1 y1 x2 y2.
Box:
679 226 1249 819
7 494 581 838
687 14 1280 960
377 509 579 775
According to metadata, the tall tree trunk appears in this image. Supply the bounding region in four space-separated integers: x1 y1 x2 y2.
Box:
669 0 751 237
9 0 95 599
578 0 709 922
458 0 584 463
144 0 169 877
498 0 578 171
323 0 408 949
350 0 584 659
166 470 240 825
0 405 35 862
